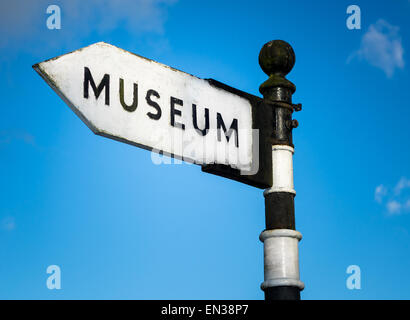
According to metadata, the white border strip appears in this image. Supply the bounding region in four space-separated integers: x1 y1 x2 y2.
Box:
259 229 302 242
260 229 304 290
264 145 296 196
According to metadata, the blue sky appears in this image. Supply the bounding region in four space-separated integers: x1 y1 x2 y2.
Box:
0 0 409 299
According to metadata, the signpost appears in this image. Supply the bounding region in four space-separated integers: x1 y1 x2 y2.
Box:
34 40 304 300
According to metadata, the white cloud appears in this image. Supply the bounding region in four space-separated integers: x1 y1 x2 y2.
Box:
375 177 410 216
348 19 405 78
63 0 177 35
387 200 402 215
0 0 177 52
374 184 387 203
394 177 410 195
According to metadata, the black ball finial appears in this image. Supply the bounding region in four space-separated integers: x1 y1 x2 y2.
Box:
259 40 295 77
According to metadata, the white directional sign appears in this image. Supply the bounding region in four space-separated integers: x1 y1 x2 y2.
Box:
34 42 254 170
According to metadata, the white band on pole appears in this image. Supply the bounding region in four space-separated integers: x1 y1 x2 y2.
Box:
263 145 296 196
259 229 304 290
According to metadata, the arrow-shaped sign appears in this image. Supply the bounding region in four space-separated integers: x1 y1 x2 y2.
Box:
33 42 258 172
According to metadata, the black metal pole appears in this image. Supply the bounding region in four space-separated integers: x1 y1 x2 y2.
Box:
258 40 303 300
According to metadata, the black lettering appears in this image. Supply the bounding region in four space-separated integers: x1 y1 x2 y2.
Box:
119 78 138 112
170 96 185 130
216 113 239 148
83 67 110 106
145 89 161 120
192 104 209 136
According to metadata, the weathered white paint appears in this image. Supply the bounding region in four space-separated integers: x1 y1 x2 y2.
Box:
34 42 254 170
263 145 295 195
259 229 304 290
261 143 303 291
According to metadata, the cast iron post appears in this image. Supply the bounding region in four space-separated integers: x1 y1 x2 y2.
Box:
258 40 304 300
